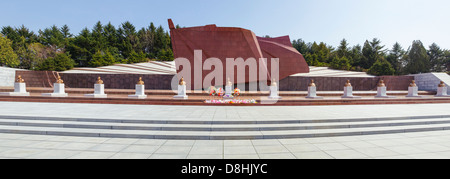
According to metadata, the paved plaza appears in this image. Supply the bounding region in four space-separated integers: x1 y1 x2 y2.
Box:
2 102 450 158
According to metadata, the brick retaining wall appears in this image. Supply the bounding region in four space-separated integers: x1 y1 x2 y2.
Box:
16 71 414 91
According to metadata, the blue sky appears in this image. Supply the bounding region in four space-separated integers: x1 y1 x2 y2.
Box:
2 0 450 50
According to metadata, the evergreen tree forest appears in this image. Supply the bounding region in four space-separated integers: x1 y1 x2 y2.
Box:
0 21 173 71
1 21 450 76
293 38 450 76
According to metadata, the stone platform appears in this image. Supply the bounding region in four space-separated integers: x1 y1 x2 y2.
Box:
0 87 445 106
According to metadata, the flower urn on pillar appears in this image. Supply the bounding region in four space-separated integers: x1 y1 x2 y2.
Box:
174 77 188 99
341 80 361 98
269 79 281 99
85 77 107 98
306 80 323 99
128 77 147 99
406 80 422 98
375 80 395 98
435 81 450 97
42 75 68 97
224 78 234 99
0 75 30 96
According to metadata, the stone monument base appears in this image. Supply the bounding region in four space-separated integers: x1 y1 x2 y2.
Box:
268 95 282 99
42 93 68 97
435 86 450 97
84 94 108 98
85 84 107 98
341 86 361 99
0 92 30 96
269 86 281 99
341 96 362 99
306 86 323 99
406 86 423 98
128 95 147 99
173 84 188 99
173 95 188 99
375 95 396 98
1 82 30 96
129 84 147 99
375 87 395 98
42 83 68 97
305 96 324 99
223 86 233 99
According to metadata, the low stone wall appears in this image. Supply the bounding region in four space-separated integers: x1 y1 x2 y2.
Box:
279 75 413 91
279 76 378 91
13 71 58 88
60 73 174 90
412 73 450 93
0 67 19 87
15 71 175 90
16 70 415 91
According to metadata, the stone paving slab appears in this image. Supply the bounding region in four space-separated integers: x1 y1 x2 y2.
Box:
1 130 450 159
1 102 450 158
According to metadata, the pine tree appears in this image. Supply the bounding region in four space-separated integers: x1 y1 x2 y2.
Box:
386 42 405 75
330 56 351 71
68 27 93 66
61 25 72 38
88 51 105 67
337 38 350 58
428 43 445 72
292 39 309 55
118 21 138 58
361 38 385 69
404 40 430 74
38 25 66 52
368 60 395 76
92 21 106 52
103 22 118 48
350 44 363 69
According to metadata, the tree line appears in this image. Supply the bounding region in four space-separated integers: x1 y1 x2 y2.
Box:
0 21 174 71
1 21 449 76
293 38 450 76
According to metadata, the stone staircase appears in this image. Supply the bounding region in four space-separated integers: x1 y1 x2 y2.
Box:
1 114 450 140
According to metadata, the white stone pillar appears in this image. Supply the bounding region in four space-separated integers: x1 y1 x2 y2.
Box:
42 76 68 97
224 85 233 99
85 77 107 98
223 78 234 99
0 76 30 96
94 84 105 95
174 77 188 99
268 80 281 99
85 84 107 98
406 86 419 97
129 77 147 99
406 80 422 98
306 80 323 99
435 81 449 97
341 80 361 98
14 83 27 93
375 80 395 98
173 85 188 99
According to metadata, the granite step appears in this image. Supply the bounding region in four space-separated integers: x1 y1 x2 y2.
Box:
1 118 450 132
2 114 450 125
0 122 449 140
1 116 450 139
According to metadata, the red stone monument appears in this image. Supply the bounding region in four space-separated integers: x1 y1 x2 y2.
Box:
168 19 309 89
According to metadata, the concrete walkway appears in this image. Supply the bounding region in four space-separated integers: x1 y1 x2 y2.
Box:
2 102 450 158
